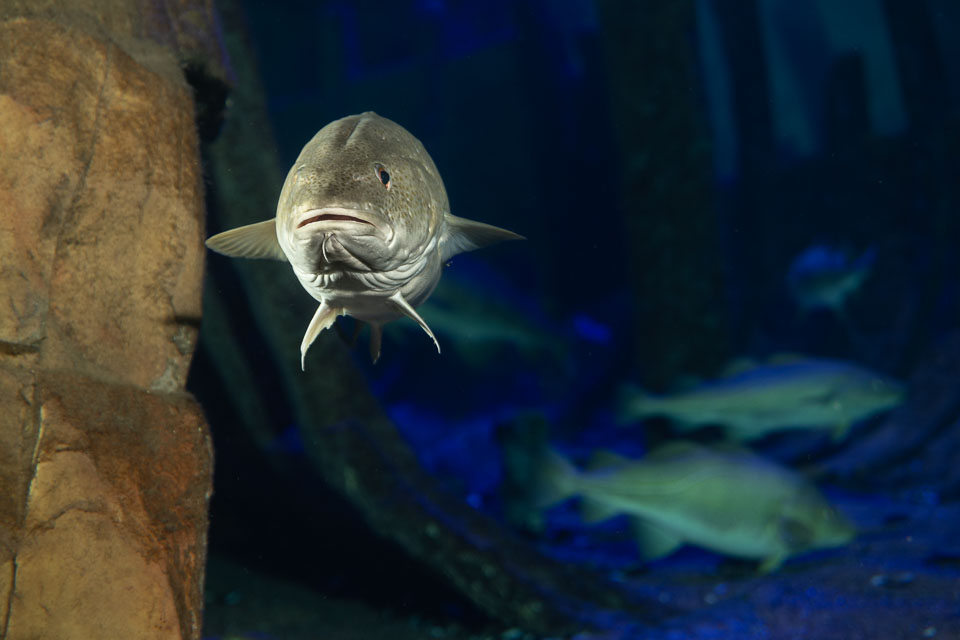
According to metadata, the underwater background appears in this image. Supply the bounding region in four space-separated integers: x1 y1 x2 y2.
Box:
191 1 960 638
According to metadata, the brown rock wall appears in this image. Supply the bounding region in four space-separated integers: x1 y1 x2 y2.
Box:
0 9 216 640
0 19 205 391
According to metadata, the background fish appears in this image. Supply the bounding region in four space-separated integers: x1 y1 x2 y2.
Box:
526 441 855 573
193 3 960 636
390 273 571 370
618 356 904 441
787 244 877 316
206 112 522 368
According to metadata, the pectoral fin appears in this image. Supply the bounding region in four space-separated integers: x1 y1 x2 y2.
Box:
301 302 342 371
630 518 684 561
831 421 851 441
778 516 814 551
205 219 287 261
388 291 440 354
440 213 524 263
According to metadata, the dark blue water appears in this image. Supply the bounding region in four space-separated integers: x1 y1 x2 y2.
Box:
194 1 960 638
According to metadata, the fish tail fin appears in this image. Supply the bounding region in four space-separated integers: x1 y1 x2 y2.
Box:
615 383 654 426
499 416 574 531
530 447 578 510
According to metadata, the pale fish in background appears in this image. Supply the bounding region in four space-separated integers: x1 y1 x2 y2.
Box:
206 112 522 369
618 356 904 441
787 244 876 316
391 275 570 370
531 441 855 573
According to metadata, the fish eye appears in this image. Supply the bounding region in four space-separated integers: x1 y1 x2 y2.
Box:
375 165 391 190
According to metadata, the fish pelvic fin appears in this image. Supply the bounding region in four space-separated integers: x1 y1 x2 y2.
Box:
301 302 342 371
758 552 787 575
205 219 287 261
388 291 440 355
630 518 685 561
369 323 383 364
440 213 524 263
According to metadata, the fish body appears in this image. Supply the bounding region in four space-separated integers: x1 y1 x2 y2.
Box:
787 245 876 314
206 112 521 368
536 442 855 572
619 357 903 440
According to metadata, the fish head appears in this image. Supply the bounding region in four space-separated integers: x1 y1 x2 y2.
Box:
276 112 447 276
863 374 905 407
778 486 856 552
834 372 905 417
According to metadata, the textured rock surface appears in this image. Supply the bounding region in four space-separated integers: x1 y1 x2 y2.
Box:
0 17 208 390
0 6 216 639
3 373 211 640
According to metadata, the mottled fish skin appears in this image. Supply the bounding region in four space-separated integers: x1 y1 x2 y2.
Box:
205 112 522 368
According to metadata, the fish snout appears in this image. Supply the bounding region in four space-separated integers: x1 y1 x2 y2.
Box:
291 207 393 269
871 377 905 402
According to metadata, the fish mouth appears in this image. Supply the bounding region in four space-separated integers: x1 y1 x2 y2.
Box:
295 207 379 230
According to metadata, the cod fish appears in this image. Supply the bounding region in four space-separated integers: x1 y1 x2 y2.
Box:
618 356 903 441
394 275 570 370
206 112 522 369
533 441 855 572
787 244 876 316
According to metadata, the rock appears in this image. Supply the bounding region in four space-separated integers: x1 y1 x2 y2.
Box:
3 372 211 640
0 7 218 639
0 19 206 390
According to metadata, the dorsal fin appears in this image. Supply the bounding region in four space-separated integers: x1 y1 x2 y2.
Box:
586 449 633 471
205 219 287 261
643 440 705 462
765 352 812 366
718 357 759 378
